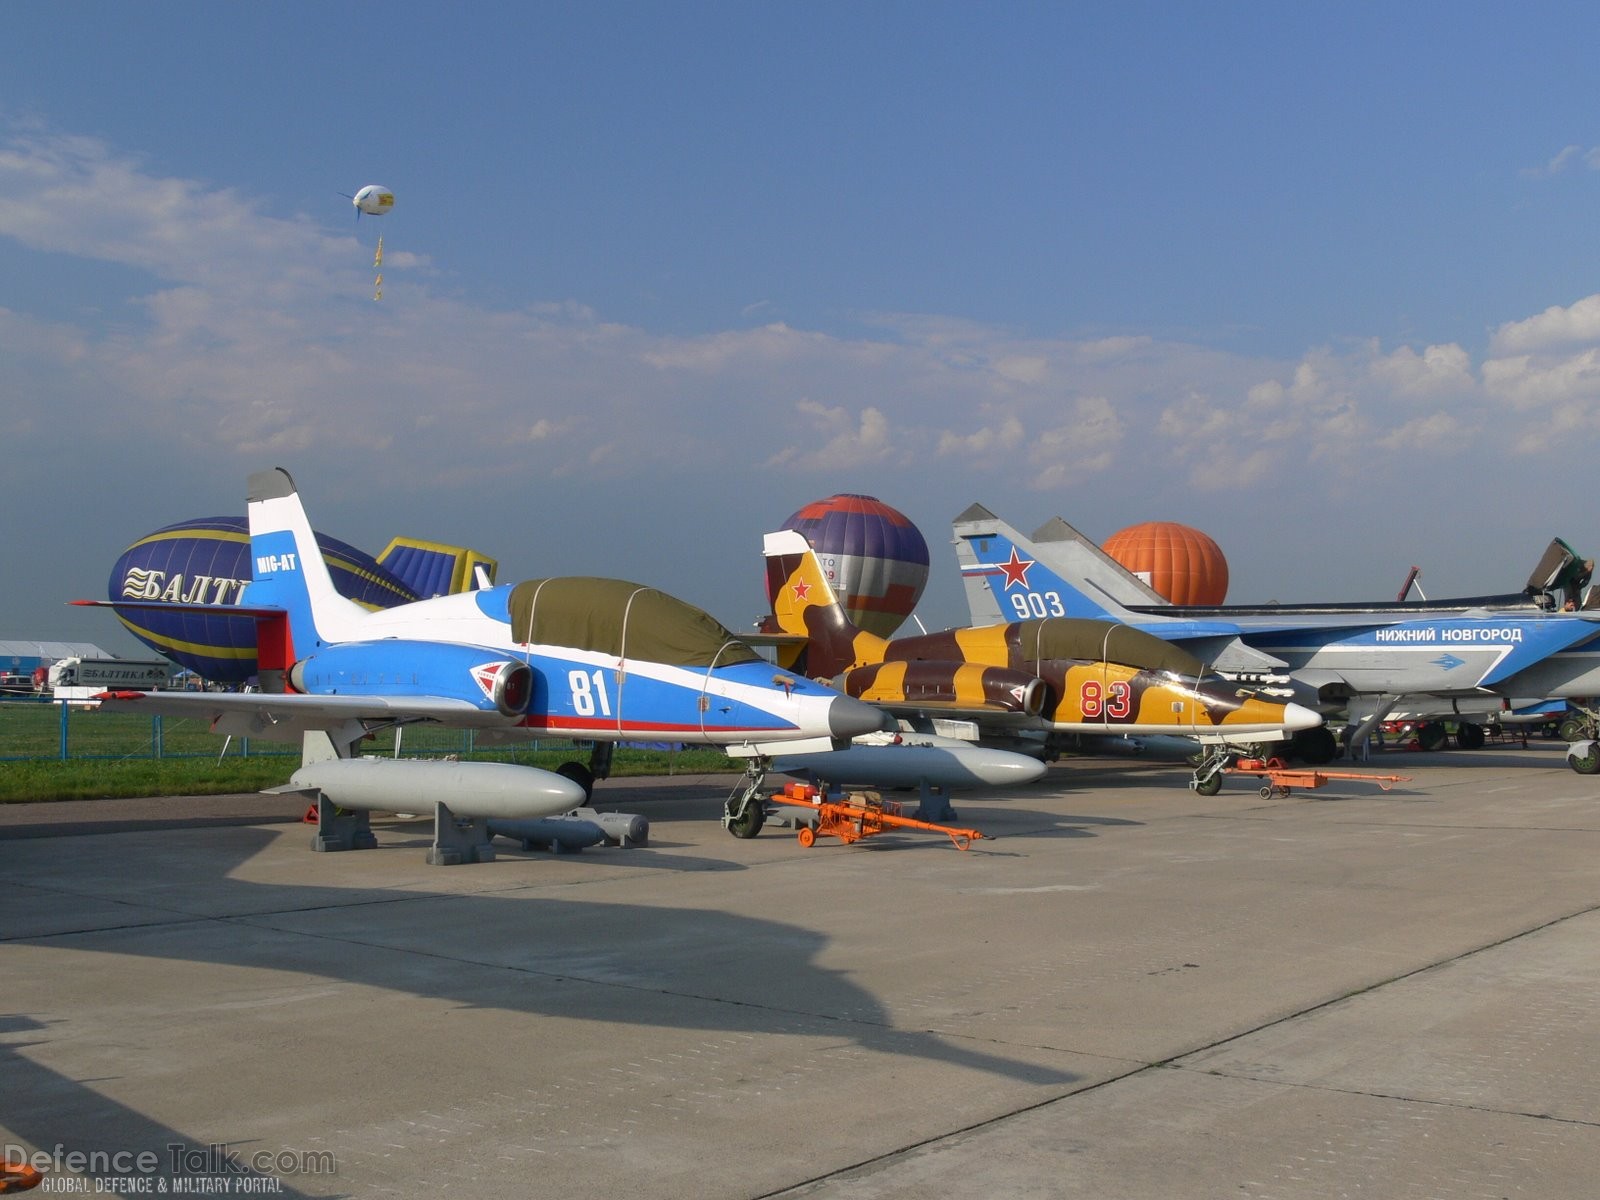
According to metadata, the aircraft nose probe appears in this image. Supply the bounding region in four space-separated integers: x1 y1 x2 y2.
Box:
827 693 894 739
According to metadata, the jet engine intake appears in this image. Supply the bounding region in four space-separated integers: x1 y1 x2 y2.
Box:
488 660 534 716
285 641 535 716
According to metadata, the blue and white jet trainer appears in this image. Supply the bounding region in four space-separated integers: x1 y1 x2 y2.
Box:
86 469 886 859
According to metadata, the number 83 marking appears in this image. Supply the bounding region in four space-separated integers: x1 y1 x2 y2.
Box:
1080 679 1132 720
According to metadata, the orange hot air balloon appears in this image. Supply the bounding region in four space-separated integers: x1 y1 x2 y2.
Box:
1102 521 1229 606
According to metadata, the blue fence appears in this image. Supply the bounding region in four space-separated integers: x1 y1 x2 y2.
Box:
0 696 582 763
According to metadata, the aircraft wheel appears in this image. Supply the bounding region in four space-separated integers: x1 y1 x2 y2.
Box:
1417 722 1448 752
1455 722 1486 751
797 826 816 848
1290 727 1337 765
556 761 595 800
1192 772 1223 797
725 799 766 839
1568 745 1600 775
1558 715 1589 742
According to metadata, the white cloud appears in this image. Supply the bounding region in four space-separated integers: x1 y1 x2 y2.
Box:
766 401 898 470
1144 337 1493 490
1370 342 1474 395
1481 349 1600 451
522 417 575 442
641 322 819 370
1377 411 1474 453
1523 144 1600 178
935 414 1026 459
1187 445 1277 490
992 354 1047 384
1072 335 1153 362
0 129 352 290
1156 390 1234 442
1491 294 1600 354
1026 397 1124 489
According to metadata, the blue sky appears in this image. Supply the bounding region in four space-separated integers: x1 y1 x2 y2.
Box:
6 2 1600 649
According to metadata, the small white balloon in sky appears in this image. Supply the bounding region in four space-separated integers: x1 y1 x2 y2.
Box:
352 185 395 217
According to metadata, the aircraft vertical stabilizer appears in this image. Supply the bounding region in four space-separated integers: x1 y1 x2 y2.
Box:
953 503 1154 626
1031 517 1169 605
952 504 1288 675
763 530 889 678
245 468 368 664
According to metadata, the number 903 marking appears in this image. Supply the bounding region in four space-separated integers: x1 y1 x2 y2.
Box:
1009 590 1068 619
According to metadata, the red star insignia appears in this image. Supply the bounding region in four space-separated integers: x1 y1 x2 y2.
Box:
997 548 1034 589
791 580 811 601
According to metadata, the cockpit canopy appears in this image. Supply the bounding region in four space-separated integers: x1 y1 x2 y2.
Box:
1019 617 1206 678
506 577 762 668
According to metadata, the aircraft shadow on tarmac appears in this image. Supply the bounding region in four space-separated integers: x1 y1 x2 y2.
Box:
369 817 748 870
984 810 1145 840
10 828 1078 1092
0 1015 344 1198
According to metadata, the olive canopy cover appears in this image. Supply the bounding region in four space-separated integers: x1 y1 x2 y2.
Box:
507 577 762 668
1021 617 1207 677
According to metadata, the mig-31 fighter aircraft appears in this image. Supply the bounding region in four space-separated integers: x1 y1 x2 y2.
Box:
951 505 1600 769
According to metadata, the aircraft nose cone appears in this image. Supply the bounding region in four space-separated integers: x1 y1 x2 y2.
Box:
828 694 892 740
1283 702 1323 732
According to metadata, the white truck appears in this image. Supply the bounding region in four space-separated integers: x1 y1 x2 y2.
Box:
49 656 174 703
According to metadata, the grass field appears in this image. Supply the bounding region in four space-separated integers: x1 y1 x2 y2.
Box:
0 699 738 803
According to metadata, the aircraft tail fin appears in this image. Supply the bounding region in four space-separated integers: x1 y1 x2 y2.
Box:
952 503 1159 625
763 530 889 678
246 469 367 678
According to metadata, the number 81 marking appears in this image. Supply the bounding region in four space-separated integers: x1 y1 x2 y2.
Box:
1080 679 1132 720
569 669 613 717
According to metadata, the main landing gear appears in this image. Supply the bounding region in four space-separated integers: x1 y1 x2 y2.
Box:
1567 741 1600 775
1556 701 1600 774
555 740 615 801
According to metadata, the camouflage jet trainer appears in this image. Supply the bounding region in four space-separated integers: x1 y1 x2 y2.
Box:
751 530 1321 798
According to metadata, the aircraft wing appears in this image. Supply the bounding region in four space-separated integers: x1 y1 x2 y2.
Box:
1474 619 1600 688
93 688 515 742
852 697 1044 727
1168 633 1288 674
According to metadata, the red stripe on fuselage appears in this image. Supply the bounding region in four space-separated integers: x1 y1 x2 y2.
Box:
518 716 794 735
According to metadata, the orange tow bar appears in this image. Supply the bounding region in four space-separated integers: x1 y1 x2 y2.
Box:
1230 758 1411 799
770 783 987 850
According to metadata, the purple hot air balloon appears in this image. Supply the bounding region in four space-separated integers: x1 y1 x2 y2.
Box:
774 494 929 638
